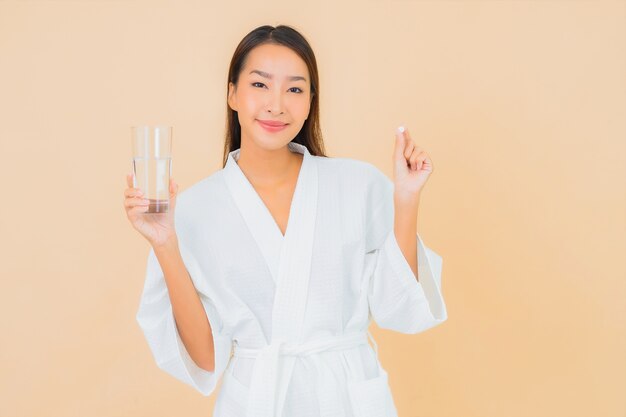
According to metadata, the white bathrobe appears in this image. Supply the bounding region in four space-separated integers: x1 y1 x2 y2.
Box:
136 141 448 417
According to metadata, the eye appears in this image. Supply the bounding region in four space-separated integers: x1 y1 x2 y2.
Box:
251 82 303 94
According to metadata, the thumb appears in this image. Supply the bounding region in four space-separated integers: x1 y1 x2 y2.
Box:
169 178 178 196
169 178 178 205
394 125 407 164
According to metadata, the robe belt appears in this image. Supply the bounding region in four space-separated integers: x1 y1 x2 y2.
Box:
232 331 374 417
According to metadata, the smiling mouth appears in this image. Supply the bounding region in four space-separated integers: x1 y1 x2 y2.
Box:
257 120 288 127
257 120 289 133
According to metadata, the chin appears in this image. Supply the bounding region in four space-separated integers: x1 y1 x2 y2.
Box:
250 135 293 152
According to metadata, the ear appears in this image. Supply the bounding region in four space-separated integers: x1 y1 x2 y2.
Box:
227 82 238 111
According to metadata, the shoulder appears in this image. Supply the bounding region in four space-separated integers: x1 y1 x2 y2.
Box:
314 156 394 234
314 156 396 250
313 155 392 193
173 170 226 229
177 171 222 205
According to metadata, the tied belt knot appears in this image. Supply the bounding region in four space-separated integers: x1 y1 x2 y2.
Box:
231 331 377 417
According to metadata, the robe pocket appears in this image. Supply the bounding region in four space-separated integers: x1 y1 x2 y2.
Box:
214 366 249 416
346 368 398 417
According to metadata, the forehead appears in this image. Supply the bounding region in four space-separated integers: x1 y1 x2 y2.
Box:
244 44 309 79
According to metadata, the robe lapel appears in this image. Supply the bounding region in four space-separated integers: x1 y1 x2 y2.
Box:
223 142 310 284
270 143 317 342
222 142 319 417
270 143 317 417
222 142 316 297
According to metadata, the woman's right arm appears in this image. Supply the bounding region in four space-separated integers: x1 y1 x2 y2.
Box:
124 173 215 372
152 237 215 372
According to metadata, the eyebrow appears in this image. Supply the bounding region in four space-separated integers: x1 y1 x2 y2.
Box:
249 69 307 82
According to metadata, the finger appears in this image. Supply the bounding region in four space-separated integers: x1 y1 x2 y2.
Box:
404 141 415 160
418 151 428 170
402 127 420 162
169 180 179 201
124 188 144 198
128 204 149 215
409 149 419 170
424 154 433 172
409 150 425 171
394 125 407 163
124 198 150 209
407 148 422 170
125 196 150 209
128 173 144 192
404 127 413 142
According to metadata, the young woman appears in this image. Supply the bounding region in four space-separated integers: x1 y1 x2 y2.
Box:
124 24 447 417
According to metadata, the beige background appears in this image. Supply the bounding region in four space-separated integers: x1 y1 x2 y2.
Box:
1 0 624 416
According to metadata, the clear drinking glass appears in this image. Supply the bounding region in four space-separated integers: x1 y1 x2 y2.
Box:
131 125 173 213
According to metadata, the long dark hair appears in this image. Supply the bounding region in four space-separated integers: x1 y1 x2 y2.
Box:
222 24 327 167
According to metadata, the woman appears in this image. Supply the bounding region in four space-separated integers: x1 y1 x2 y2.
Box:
124 24 447 417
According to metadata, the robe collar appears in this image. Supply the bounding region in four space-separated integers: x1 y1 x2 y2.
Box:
222 141 315 290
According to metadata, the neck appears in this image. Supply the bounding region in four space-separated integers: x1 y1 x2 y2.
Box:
236 140 302 188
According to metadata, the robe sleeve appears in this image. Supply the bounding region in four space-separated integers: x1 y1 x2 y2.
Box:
135 243 233 396
364 169 448 334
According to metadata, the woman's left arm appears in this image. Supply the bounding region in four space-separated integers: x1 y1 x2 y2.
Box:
364 129 446 333
391 125 433 282
393 193 420 280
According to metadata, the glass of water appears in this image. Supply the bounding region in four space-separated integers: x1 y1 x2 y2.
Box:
131 125 172 213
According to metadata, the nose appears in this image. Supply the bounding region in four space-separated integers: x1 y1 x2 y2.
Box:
266 90 284 115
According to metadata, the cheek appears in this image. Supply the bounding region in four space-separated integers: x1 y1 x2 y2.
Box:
237 89 262 111
240 95 259 113
292 97 310 117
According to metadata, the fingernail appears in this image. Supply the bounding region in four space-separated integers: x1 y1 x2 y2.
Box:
397 125 405 134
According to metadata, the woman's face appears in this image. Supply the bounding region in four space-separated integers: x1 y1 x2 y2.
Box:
228 43 311 152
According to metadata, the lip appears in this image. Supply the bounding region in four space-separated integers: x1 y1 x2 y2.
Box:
257 119 288 132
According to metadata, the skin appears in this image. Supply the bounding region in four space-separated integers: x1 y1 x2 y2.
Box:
392 126 434 281
226 43 313 235
122 44 434 372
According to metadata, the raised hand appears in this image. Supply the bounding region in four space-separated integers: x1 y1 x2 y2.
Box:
123 173 179 248
392 125 433 201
